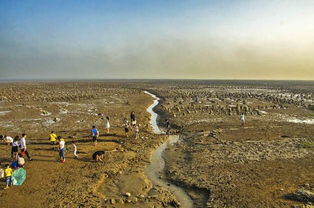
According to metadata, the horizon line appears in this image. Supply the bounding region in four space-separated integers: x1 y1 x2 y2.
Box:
0 78 314 82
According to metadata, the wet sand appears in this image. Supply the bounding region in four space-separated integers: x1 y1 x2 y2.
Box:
0 80 313 208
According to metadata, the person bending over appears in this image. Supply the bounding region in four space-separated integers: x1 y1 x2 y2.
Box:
92 151 105 162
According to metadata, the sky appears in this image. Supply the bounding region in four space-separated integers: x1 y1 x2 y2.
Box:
0 0 314 80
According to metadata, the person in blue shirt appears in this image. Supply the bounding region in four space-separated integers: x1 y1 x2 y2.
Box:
91 126 99 145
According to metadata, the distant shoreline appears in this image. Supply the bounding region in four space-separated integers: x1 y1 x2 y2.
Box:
0 78 313 82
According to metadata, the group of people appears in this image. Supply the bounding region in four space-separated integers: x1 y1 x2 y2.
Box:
123 111 139 138
0 111 150 189
90 115 114 145
0 134 32 161
51 111 140 163
94 112 140 141
0 133 32 189
49 131 78 163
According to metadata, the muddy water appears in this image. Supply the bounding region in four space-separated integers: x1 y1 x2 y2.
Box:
143 91 163 134
144 90 193 208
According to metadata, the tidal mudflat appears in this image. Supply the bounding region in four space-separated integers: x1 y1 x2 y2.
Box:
0 80 313 208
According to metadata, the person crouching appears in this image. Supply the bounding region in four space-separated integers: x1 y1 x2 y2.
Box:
92 151 105 162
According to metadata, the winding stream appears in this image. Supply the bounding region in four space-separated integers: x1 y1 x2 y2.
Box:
144 90 193 208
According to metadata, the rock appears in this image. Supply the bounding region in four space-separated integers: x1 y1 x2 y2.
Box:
110 199 116 205
125 192 131 197
53 118 61 122
131 197 138 203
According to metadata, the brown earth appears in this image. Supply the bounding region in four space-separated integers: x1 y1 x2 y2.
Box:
0 82 177 208
153 83 314 208
0 80 313 208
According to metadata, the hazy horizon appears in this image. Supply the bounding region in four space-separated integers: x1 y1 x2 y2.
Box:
1 0 314 80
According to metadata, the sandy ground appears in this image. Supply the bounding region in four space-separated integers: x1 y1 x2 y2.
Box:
0 82 178 208
153 82 314 208
0 80 313 208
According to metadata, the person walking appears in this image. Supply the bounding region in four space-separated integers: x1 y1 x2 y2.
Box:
240 113 245 126
165 119 171 135
11 136 19 160
20 133 32 161
91 126 99 145
49 131 57 145
130 111 136 122
124 119 129 137
57 136 66 163
4 164 13 189
134 125 139 139
72 141 78 159
104 116 110 134
130 111 136 129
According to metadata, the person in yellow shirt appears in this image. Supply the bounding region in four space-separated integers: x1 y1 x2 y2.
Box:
4 164 13 189
49 131 57 145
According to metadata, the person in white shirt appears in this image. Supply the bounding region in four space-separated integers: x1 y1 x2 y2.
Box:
134 125 139 139
104 116 110 134
17 153 25 167
20 133 32 161
240 113 245 126
0 167 4 178
0 135 13 145
71 141 78 159
57 136 66 163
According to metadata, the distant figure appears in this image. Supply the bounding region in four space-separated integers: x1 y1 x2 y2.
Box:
72 141 78 159
4 164 13 189
0 164 4 178
11 136 19 160
20 133 32 161
17 153 25 168
49 131 57 145
124 119 129 137
92 151 105 162
165 119 171 135
91 126 99 145
130 111 136 122
105 116 110 134
1 135 13 145
131 119 137 129
134 125 139 139
240 113 245 126
130 111 137 129
57 136 66 163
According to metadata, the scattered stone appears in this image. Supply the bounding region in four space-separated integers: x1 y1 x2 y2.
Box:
53 117 60 122
110 199 116 205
